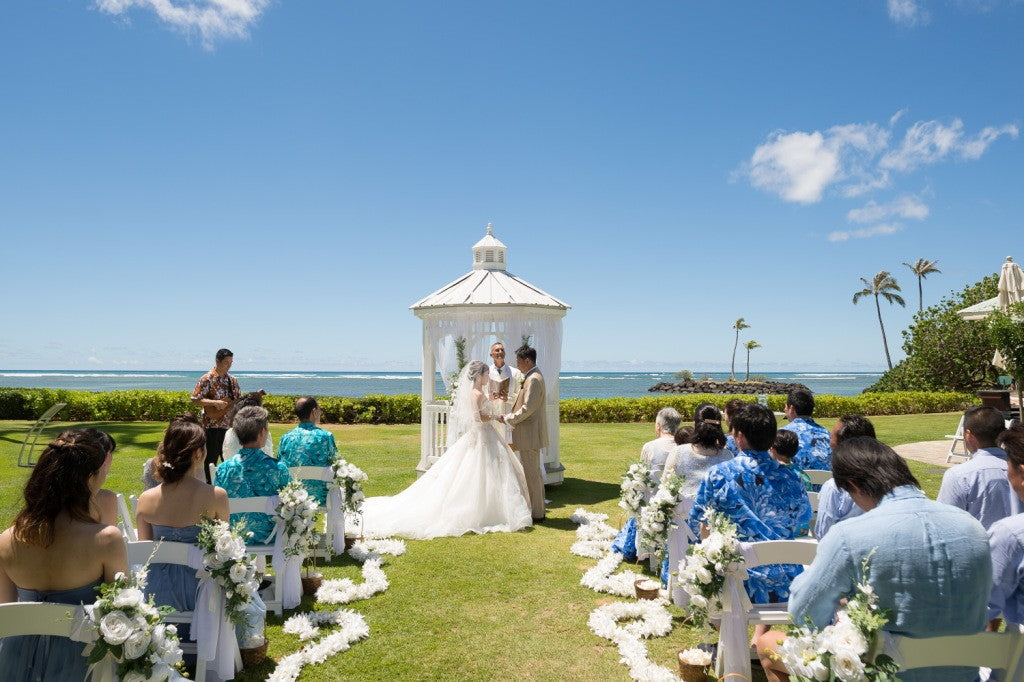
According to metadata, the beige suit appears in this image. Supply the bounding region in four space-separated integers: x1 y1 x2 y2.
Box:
506 367 547 518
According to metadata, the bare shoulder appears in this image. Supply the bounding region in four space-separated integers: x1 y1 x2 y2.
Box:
212 485 229 502
95 523 125 549
0 528 14 558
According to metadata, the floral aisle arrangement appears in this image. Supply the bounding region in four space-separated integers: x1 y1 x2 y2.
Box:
332 456 368 514
276 481 321 560
569 508 619 559
777 553 899 682
637 473 685 563
677 511 744 627
196 519 261 627
571 509 644 596
619 462 651 518
82 566 185 682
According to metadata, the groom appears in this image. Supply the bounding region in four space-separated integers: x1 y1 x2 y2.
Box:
499 344 547 522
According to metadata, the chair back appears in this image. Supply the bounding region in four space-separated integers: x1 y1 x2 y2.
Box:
807 492 820 512
208 463 218 484
744 538 819 568
0 602 78 638
804 469 833 486
116 493 138 543
288 465 332 482
889 624 1024 678
126 540 193 568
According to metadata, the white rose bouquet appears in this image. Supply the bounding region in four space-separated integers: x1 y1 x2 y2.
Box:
332 455 368 515
618 461 650 518
777 552 899 682
637 473 685 562
276 481 321 560
196 519 262 627
677 511 744 627
83 566 185 681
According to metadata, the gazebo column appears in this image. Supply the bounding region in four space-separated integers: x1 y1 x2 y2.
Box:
417 323 436 475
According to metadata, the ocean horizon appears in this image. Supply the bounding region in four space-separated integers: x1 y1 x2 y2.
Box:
0 370 883 398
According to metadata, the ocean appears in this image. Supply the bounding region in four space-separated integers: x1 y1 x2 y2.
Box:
0 370 881 398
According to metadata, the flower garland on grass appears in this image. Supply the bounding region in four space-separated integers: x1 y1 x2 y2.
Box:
677 511 744 627
196 519 261 626
315 558 389 604
348 537 407 561
332 456 368 514
267 616 371 682
637 473 685 562
619 462 651 517
569 509 619 558
777 552 899 682
82 565 185 682
275 481 320 559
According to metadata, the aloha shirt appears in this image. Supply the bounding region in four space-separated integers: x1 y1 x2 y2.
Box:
214 447 292 545
687 449 813 603
278 422 337 504
190 371 242 428
781 417 832 471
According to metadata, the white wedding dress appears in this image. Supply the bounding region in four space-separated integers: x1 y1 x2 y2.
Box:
361 382 533 540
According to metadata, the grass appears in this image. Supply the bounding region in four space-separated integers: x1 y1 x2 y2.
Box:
0 414 959 680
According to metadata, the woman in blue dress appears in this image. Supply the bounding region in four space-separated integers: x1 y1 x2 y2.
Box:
136 414 265 649
0 430 128 681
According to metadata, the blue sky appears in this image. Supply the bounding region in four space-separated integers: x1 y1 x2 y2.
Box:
0 1 1021 372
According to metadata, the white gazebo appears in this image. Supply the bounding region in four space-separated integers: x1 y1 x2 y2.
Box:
411 223 570 484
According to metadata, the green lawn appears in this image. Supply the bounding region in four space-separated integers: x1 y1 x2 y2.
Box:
0 415 960 680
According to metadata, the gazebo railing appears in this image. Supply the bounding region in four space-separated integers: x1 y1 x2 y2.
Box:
419 401 450 473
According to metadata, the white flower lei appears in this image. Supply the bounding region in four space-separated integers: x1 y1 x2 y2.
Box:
315 559 389 604
266 615 370 682
347 537 406 562
619 462 651 517
275 481 320 559
570 508 618 558
331 455 368 514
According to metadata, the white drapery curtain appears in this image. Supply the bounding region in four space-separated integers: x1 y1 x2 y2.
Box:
422 309 564 407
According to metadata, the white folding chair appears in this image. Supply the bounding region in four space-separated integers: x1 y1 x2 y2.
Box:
287 466 335 557
208 463 218 485
803 470 832 486
127 540 242 682
17 402 66 467
115 493 138 543
715 538 819 678
806 492 820 538
0 601 79 638
888 623 1024 681
946 415 970 463
227 496 284 616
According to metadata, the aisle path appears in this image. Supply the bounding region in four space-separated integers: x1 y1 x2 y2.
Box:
894 440 954 469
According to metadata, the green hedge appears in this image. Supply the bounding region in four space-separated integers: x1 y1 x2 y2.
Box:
0 388 976 424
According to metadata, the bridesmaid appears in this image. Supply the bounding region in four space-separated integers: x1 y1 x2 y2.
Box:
0 431 127 681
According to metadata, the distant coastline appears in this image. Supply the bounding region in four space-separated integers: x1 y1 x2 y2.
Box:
0 370 882 398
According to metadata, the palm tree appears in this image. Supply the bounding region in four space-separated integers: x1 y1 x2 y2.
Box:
744 340 761 381
852 271 906 370
902 258 941 312
729 318 750 381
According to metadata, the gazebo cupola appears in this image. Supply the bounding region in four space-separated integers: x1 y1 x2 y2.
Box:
411 223 570 484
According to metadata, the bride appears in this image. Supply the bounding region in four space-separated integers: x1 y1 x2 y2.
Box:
360 360 533 539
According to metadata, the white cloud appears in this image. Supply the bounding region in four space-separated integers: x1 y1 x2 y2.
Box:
828 222 904 242
888 0 929 26
881 119 1019 171
95 0 269 49
960 124 1020 159
846 195 929 223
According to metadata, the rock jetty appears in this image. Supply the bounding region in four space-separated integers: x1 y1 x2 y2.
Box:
648 380 809 395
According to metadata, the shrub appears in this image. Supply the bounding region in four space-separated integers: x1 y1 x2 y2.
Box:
673 370 694 381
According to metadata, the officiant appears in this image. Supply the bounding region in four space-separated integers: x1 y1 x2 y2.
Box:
488 342 522 443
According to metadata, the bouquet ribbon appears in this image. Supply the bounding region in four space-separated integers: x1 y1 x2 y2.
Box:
188 545 241 680
717 541 755 682
666 496 696 607
70 604 117 682
269 495 304 610
325 471 347 555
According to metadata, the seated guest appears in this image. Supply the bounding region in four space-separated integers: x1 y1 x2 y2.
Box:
688 402 812 608
80 427 118 525
986 424 1024 631
722 398 745 456
214 406 292 545
780 388 831 471
664 403 732 499
223 392 274 460
673 425 694 447
938 405 1013 529
814 415 875 538
0 432 127 681
279 397 338 504
770 429 799 465
757 437 991 682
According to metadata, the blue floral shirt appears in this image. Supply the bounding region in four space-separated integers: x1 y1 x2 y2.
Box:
688 450 813 603
781 417 832 471
278 422 337 504
724 434 740 456
214 448 292 545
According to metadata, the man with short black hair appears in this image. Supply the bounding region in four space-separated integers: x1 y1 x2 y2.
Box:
191 348 243 482
687 402 812 605
781 388 831 471
758 437 992 682
279 397 338 504
814 414 876 537
938 405 1014 529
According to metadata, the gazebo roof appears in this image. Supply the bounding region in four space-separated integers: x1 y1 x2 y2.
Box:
411 224 570 312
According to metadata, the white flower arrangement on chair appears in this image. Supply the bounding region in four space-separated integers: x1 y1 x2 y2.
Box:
677 511 744 627
275 481 321 561
619 461 651 518
637 473 685 564
331 456 368 514
196 519 261 626
82 565 185 682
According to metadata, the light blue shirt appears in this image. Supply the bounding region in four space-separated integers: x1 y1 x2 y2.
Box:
214 447 292 545
279 422 337 504
987 511 1024 624
813 478 863 538
790 485 992 682
781 417 832 471
937 447 1015 529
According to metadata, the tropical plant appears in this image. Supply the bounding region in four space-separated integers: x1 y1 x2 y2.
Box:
902 258 942 313
673 369 694 381
743 340 761 381
729 318 750 381
988 302 1024 410
853 271 906 370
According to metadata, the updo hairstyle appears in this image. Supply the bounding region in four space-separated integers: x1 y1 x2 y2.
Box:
674 425 695 446
691 403 727 449
13 430 108 547
155 414 206 484
467 361 488 384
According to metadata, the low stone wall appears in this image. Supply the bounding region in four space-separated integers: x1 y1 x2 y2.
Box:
648 380 810 395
